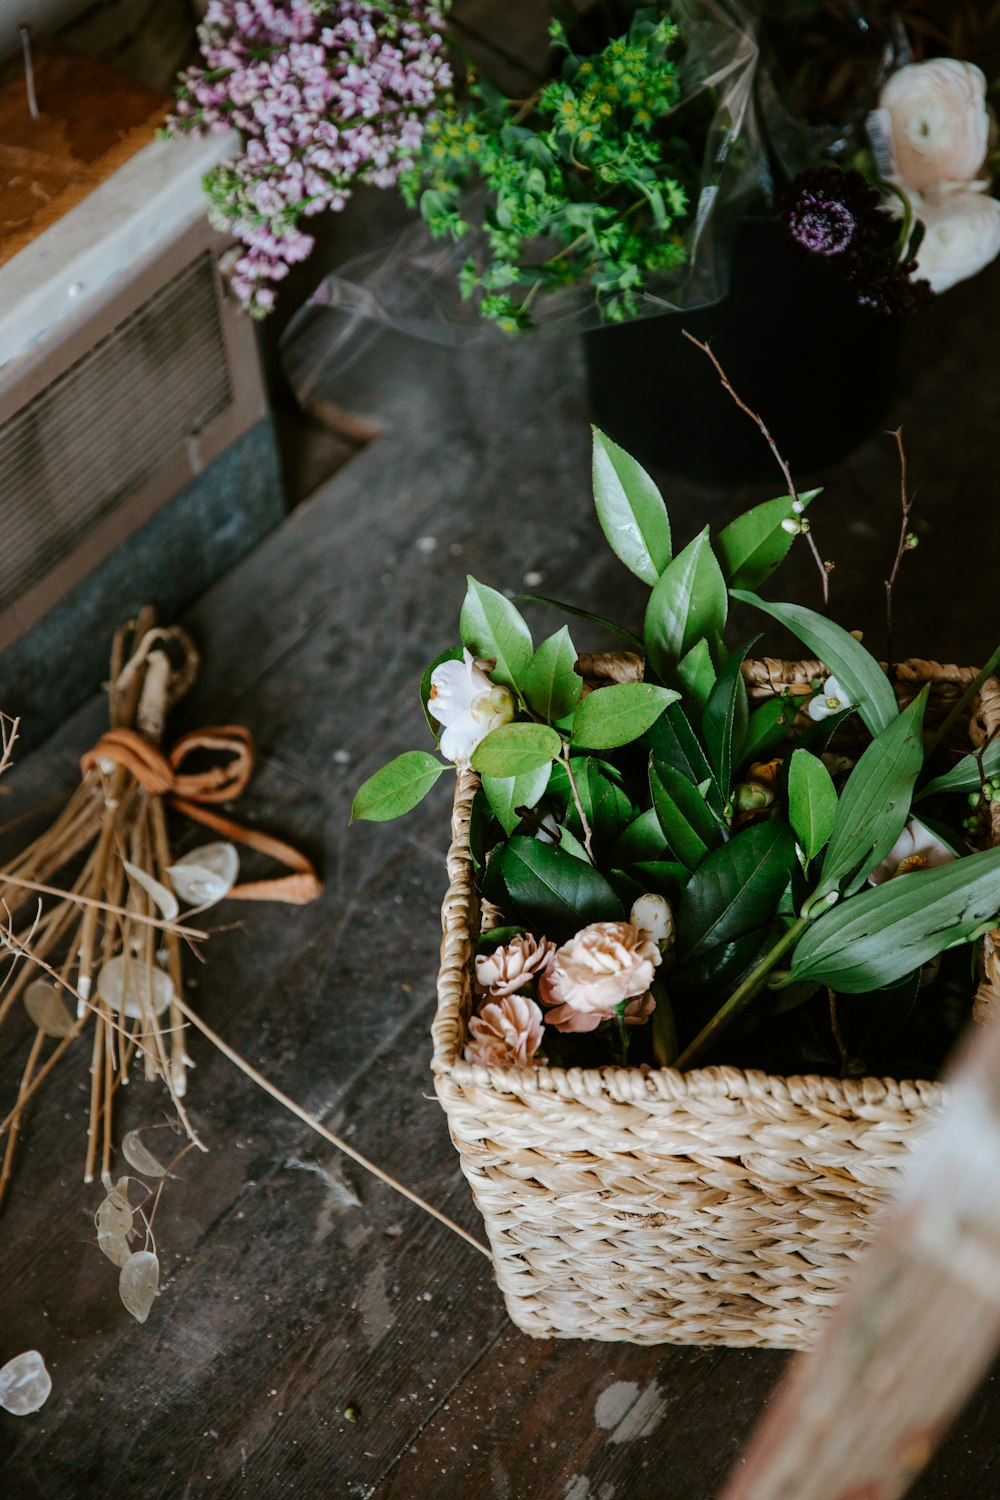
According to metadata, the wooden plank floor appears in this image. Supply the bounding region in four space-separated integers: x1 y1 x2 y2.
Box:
2 254 1000 1498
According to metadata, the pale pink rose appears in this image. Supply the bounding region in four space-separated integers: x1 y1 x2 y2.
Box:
880 59 990 191
538 921 660 1034
464 994 546 1067
475 933 557 998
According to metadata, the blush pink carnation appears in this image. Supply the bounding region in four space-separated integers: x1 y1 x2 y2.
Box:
464 994 546 1068
538 921 660 1034
475 934 557 998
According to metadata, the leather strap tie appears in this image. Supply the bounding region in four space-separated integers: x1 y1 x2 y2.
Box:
80 726 322 906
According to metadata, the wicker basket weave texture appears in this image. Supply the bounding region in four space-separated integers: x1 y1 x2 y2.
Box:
432 660 1000 1349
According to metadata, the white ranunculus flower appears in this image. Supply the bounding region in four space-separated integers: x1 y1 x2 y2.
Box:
868 819 957 886
807 675 854 722
912 189 1000 293
880 59 991 191
428 649 515 767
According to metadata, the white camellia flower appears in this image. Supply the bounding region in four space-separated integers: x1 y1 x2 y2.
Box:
880 59 991 191
912 189 1000 293
868 819 957 886
428 649 515 767
807 675 854 722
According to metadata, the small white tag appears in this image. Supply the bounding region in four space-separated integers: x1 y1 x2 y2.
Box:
866 107 897 180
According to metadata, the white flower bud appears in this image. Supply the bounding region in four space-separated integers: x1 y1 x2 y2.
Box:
629 893 675 950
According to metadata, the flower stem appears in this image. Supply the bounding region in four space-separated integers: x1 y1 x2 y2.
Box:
674 916 811 1071
561 746 595 862
616 1005 630 1065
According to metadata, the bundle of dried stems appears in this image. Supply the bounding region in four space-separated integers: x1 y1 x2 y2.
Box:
0 609 223 1204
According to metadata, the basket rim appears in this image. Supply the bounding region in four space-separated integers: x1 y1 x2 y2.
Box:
431 656 1000 1115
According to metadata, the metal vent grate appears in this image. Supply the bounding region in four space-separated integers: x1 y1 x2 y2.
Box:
0 251 232 608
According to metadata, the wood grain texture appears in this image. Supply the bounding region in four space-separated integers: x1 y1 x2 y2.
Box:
1 236 1000 1497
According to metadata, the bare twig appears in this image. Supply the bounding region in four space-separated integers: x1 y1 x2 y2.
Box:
681 331 830 610
884 427 915 674
561 746 595 862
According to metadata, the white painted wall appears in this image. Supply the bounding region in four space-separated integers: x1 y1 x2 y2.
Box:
0 0 91 61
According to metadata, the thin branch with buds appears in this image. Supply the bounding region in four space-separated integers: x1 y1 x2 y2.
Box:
681 331 831 611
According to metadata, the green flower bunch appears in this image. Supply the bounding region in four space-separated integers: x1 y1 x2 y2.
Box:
354 425 1000 1080
400 10 694 330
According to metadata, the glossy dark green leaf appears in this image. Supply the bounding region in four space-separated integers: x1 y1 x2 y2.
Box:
591 427 672 585
647 702 723 813
460 577 532 691
674 639 717 722
716 488 821 590
645 528 728 681
676 820 797 964
560 757 634 855
649 759 719 871
650 987 678 1065
810 688 927 905
731 591 897 736
630 860 689 901
572 682 679 750
789 842 1000 991
351 752 448 823
739 694 798 769
476 924 526 954
673 927 773 1008
609 808 668 865
471 723 561 779
701 639 755 796
500 836 623 939
787 748 838 861
480 764 552 835
522 627 582 722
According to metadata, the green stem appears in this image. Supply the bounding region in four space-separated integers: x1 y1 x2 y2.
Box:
925 641 1000 760
674 916 811 1071
616 1006 630 1065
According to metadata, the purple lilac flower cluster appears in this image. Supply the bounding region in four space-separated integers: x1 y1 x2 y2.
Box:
779 166 933 316
169 0 452 315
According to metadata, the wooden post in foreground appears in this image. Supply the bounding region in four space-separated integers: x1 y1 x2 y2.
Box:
721 1013 1000 1500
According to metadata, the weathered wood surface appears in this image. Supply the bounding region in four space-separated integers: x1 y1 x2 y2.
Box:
1 243 1000 1498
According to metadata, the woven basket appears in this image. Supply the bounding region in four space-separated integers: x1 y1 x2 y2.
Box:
432 658 1000 1349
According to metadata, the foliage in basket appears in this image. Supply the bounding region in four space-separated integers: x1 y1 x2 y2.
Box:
354 427 1000 1079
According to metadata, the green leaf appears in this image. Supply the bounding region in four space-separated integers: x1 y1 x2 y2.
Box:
609 808 668 865
789 843 1000 992
481 763 552 835
739 695 798 769
650 986 678 1066
676 821 797 964
701 640 755 796
554 757 633 856
476 924 526 954
645 529 728 681
420 647 463 738
630 860 689 901
460 577 532 691
351 752 448 823
649 759 719 871
731 591 896 737
591 427 672 585
716 489 821 590
917 736 1000 800
522 628 582 722
787 749 838 862
500 836 623 939
673 927 773 1009
674 639 717 720
514 594 642 650
810 688 927 905
471 723 561 778
572 682 679 750
647 702 723 814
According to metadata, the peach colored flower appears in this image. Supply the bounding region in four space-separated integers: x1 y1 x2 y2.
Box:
464 994 546 1067
475 933 557 998
539 921 660 1034
879 59 990 192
